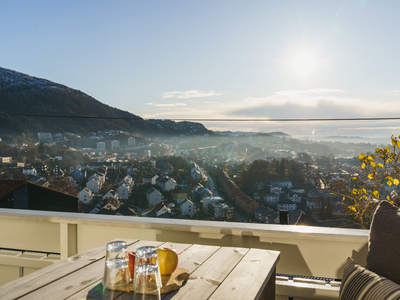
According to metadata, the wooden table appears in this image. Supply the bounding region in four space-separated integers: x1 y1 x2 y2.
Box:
0 239 280 300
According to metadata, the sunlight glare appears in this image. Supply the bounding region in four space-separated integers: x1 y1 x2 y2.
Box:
291 53 317 77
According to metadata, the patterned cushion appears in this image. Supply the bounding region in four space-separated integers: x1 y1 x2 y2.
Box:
367 200 400 284
339 258 400 300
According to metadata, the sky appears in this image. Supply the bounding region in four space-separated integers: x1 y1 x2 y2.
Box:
1 0 400 139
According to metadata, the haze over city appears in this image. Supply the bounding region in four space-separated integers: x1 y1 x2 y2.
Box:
2 1 400 139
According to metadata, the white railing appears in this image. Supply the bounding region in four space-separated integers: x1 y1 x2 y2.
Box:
0 209 369 299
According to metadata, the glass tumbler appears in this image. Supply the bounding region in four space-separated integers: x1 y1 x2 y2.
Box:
133 246 162 300
102 240 130 291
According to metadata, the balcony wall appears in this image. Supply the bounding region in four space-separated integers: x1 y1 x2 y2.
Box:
0 209 369 299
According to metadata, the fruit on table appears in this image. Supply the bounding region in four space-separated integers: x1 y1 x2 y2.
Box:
128 251 135 278
157 248 179 275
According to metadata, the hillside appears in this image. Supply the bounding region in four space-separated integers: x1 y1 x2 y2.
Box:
0 67 210 136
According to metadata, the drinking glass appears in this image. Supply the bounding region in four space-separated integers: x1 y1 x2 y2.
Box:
102 240 131 292
133 246 162 300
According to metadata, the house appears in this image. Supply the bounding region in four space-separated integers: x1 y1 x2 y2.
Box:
142 174 158 185
277 198 297 211
146 187 163 206
270 185 283 195
180 199 194 216
117 182 131 200
78 188 93 204
271 180 293 189
0 179 78 212
253 181 265 191
191 170 202 181
156 176 177 192
22 165 37 176
208 201 233 220
32 161 47 173
289 193 302 203
0 157 12 164
154 202 171 217
264 193 279 203
72 168 86 180
86 175 102 193
307 199 321 210
190 162 203 181
253 192 261 200
255 206 279 224
118 175 134 188
102 190 119 201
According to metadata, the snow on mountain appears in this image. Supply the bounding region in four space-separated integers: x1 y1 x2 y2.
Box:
0 67 66 91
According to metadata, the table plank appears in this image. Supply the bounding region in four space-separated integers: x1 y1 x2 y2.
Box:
117 244 220 300
60 240 166 300
163 247 249 300
0 239 138 300
208 249 280 300
174 244 220 274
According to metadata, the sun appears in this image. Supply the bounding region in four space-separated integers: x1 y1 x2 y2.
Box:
291 53 316 77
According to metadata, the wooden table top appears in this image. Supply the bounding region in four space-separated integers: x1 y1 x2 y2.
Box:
0 239 280 300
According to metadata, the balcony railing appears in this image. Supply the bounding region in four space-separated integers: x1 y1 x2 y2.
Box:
0 208 369 300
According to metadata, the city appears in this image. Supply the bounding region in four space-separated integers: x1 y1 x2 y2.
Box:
0 129 386 229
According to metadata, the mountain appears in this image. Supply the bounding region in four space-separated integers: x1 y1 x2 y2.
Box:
0 67 211 136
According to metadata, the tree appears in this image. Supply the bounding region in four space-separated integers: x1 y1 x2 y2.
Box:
325 135 400 229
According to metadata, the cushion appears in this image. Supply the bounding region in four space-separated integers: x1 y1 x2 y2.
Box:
366 200 400 284
339 257 400 300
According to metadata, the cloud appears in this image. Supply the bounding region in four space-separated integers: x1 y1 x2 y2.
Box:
145 102 187 107
381 90 400 94
162 90 225 99
243 89 346 106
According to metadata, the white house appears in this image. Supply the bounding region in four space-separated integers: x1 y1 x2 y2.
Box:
117 183 131 200
271 180 293 189
270 186 283 195
156 176 177 192
22 165 37 176
208 202 232 220
289 193 302 203
154 202 171 217
119 175 134 188
191 170 202 181
264 193 279 203
86 175 102 193
102 190 119 201
277 199 297 211
146 187 163 206
180 199 194 216
78 187 93 204
142 174 158 185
